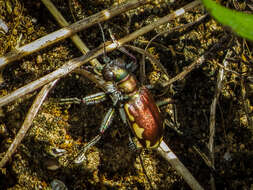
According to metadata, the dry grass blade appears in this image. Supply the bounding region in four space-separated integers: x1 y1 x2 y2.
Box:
208 50 230 190
0 0 201 108
158 141 204 190
241 78 253 128
0 79 59 168
144 14 208 50
0 0 149 68
162 36 229 87
41 0 102 69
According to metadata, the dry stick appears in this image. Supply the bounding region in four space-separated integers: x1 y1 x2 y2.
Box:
41 0 102 69
0 0 149 68
158 141 204 190
162 35 228 88
241 79 253 129
2 0 101 169
145 14 208 50
162 53 205 87
0 79 59 168
208 50 230 190
0 0 201 108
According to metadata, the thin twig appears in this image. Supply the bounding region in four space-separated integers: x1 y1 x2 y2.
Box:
0 0 150 68
41 0 102 69
213 59 241 76
162 36 229 87
158 141 204 190
0 0 201 107
145 14 208 51
241 77 253 130
208 50 230 190
0 79 58 168
139 14 208 83
118 0 201 45
162 54 205 87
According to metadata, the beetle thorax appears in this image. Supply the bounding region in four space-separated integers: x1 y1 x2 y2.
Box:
117 74 138 94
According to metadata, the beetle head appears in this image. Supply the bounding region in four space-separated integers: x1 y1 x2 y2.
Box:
102 58 128 82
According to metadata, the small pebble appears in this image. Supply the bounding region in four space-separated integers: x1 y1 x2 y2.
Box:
44 159 60 171
49 147 66 157
0 18 8 34
0 124 8 136
36 55 43 64
51 179 68 190
239 144 245 150
223 151 232 161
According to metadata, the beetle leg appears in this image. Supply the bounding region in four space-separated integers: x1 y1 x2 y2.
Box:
60 92 107 105
156 97 182 135
81 92 108 105
128 133 138 152
119 106 127 125
155 97 174 107
59 97 82 104
74 107 115 164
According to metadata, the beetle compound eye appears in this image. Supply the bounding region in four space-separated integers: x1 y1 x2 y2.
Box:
103 71 114 81
103 68 114 81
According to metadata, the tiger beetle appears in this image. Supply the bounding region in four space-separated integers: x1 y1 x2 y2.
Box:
60 28 168 165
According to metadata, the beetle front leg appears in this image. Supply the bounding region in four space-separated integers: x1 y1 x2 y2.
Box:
119 106 127 125
74 107 115 164
60 92 108 105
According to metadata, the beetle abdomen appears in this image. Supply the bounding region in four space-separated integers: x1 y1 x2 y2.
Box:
124 87 163 148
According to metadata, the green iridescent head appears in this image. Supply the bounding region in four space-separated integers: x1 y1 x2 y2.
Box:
102 58 128 82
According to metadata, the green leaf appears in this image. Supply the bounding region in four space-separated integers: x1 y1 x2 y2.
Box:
202 0 253 40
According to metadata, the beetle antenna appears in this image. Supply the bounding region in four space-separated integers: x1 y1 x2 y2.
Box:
98 23 107 58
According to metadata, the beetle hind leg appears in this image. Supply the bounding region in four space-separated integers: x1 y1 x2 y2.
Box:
73 107 115 164
128 133 140 153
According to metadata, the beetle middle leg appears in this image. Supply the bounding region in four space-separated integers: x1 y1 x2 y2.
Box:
74 107 115 164
59 90 117 164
